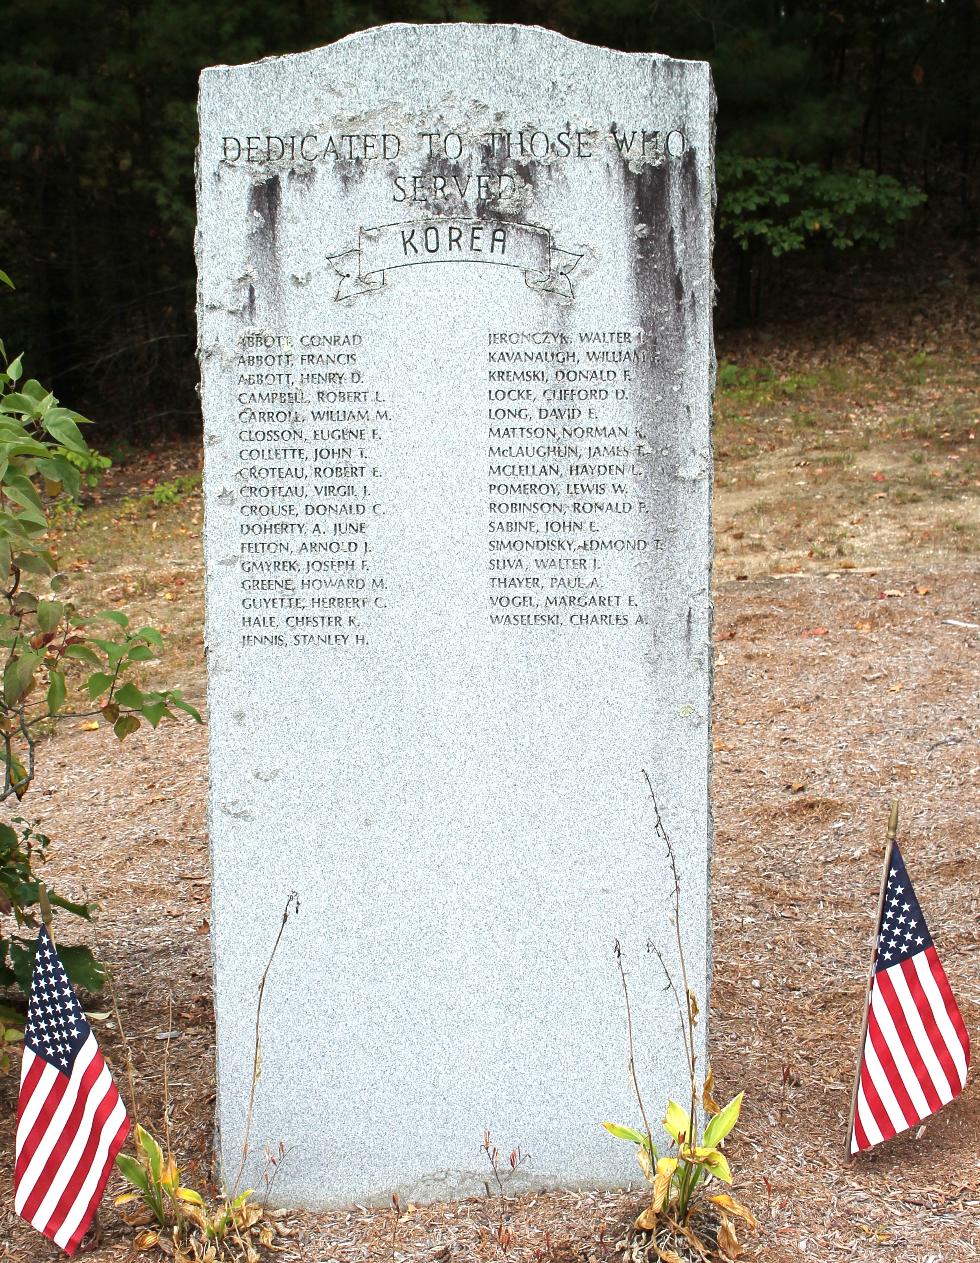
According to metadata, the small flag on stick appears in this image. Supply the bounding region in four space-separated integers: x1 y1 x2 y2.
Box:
847 805 971 1155
14 924 130 1255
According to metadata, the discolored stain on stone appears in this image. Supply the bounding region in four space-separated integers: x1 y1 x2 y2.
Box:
249 173 280 240
219 800 253 820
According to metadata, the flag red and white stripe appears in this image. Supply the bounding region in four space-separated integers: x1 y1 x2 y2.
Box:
850 842 970 1154
14 926 130 1255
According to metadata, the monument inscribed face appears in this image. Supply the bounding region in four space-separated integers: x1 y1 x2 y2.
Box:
198 24 715 1207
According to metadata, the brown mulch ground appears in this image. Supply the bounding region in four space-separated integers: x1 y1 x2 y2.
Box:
0 250 978 1258
0 562 976 1261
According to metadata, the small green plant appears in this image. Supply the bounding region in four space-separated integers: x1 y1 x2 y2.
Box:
604 776 756 1260
115 1125 269 1262
150 473 202 507
114 893 298 1260
604 1079 755 1256
118 472 202 519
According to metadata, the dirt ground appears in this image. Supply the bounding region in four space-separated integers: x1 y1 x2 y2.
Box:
0 266 977 1260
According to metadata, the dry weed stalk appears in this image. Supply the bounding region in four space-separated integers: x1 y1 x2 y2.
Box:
604 774 756 1262
111 890 300 1261
232 890 299 1197
482 1129 530 1253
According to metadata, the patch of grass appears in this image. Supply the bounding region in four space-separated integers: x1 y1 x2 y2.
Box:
717 361 777 398
945 517 980 553
712 317 977 578
49 476 205 686
119 472 203 517
811 451 857 468
716 361 835 410
776 371 821 396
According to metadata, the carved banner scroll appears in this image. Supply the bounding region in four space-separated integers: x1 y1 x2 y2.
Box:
328 217 582 301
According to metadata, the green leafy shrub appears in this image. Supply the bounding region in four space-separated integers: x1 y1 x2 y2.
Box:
0 272 200 1010
60 443 113 492
719 155 926 257
0 818 102 993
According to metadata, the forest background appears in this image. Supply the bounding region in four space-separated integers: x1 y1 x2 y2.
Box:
0 0 976 445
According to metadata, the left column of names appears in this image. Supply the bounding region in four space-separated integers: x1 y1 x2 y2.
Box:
234 330 388 650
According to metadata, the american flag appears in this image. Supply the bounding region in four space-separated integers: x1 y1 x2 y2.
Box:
850 843 971 1154
14 926 130 1255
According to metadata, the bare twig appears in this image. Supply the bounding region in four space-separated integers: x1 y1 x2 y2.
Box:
162 993 174 1156
260 1141 288 1211
613 941 655 1158
644 939 689 1075
642 771 699 1137
98 946 141 1126
231 890 299 1198
390 1191 400 1263
481 1130 529 1251
844 802 898 1164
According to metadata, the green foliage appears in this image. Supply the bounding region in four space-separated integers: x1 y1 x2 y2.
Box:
115 1124 271 1260
0 336 201 806
0 999 23 1072
718 155 927 258
0 818 102 995
0 284 202 1030
0 0 971 402
60 444 113 492
150 473 202 507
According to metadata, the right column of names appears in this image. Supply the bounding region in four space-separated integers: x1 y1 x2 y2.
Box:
486 327 662 630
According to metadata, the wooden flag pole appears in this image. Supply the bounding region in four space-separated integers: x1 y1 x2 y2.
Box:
38 882 55 947
844 800 899 1164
